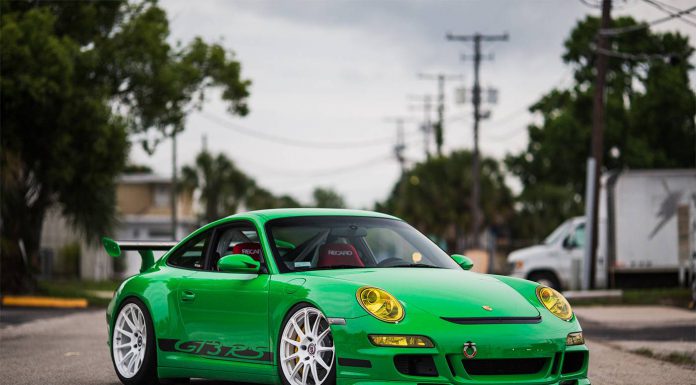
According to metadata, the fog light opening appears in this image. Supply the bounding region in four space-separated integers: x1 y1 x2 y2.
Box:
566 332 584 346
369 335 434 348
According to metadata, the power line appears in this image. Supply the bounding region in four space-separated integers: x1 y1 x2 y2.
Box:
579 0 603 8
236 153 394 179
579 0 635 10
641 0 696 26
593 45 684 61
600 4 696 35
200 112 420 149
462 67 570 145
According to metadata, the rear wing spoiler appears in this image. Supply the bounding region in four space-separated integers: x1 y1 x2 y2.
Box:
102 237 177 273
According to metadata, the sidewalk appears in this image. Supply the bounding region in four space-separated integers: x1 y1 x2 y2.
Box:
576 305 696 370
575 305 696 327
587 339 695 385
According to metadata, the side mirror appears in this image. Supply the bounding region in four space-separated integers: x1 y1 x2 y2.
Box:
218 254 261 274
451 254 474 270
562 237 576 250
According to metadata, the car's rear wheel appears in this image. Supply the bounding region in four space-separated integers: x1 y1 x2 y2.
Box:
278 305 336 385
111 298 159 385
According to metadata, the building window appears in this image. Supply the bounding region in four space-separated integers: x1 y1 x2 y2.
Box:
153 185 170 208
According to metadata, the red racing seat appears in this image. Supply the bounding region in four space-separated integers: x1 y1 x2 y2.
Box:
232 242 263 262
317 243 364 268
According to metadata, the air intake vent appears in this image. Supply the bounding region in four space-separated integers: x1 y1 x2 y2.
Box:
561 351 586 374
394 355 438 377
462 358 547 376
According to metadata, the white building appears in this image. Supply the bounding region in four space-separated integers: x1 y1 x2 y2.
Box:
40 173 198 280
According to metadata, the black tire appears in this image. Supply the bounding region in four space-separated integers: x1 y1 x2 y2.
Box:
277 303 336 385
111 297 160 385
528 271 561 290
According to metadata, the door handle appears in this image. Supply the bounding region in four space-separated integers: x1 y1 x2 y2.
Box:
181 290 196 302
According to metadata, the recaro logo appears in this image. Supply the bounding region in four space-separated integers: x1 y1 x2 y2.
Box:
242 249 260 255
327 250 353 256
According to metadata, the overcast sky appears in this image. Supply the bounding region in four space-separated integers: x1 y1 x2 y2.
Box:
130 0 696 209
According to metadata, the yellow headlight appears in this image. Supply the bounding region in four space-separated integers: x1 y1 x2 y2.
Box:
369 335 433 348
536 286 573 321
356 287 404 323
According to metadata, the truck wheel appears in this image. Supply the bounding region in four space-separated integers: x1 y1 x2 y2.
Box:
528 272 561 290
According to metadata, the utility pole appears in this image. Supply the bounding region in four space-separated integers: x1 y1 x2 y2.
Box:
386 118 408 174
418 73 463 156
171 132 178 241
584 0 612 290
408 94 434 158
385 117 411 214
447 31 508 248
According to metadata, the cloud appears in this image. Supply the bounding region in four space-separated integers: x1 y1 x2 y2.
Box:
129 0 695 208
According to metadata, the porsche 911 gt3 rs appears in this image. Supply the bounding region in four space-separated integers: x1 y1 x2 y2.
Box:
103 209 589 385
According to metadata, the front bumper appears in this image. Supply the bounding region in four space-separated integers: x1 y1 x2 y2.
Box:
331 309 589 385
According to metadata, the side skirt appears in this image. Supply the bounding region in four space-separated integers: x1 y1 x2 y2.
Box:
158 366 280 385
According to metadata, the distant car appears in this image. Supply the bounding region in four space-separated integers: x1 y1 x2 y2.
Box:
103 209 589 385
507 217 586 290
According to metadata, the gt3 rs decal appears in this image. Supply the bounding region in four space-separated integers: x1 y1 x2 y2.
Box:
158 339 272 362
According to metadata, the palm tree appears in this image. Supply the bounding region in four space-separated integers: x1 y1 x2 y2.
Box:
181 151 251 223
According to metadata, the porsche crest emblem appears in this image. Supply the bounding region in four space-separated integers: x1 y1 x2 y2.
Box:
482 305 493 311
463 341 477 359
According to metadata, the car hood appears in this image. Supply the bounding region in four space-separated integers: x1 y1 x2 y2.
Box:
304 268 540 319
507 245 551 262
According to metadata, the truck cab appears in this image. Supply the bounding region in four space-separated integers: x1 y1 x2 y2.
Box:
508 217 586 290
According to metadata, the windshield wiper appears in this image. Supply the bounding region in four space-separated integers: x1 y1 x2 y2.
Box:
388 263 442 268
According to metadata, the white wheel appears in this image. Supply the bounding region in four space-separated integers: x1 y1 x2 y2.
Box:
280 306 335 385
113 303 147 379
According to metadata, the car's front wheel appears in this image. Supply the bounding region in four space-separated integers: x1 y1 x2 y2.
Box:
278 304 336 385
111 298 159 385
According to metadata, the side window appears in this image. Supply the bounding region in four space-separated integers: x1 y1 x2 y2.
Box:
209 222 265 271
167 231 211 270
572 224 586 248
564 224 586 249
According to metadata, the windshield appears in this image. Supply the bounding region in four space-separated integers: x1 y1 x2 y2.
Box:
543 219 572 245
265 216 461 272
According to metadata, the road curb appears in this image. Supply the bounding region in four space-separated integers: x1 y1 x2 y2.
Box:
1 295 88 309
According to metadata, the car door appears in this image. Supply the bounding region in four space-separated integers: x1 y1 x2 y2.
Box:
177 220 272 367
559 223 586 289
157 229 213 366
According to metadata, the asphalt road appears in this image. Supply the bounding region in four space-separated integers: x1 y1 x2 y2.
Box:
0 308 91 328
1 309 694 385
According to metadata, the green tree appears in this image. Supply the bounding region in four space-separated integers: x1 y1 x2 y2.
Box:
312 187 346 209
180 151 303 215
377 151 513 252
245 185 301 210
181 151 251 223
1 1 251 292
506 16 695 240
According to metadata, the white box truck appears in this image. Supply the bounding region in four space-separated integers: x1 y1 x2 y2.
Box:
508 169 696 290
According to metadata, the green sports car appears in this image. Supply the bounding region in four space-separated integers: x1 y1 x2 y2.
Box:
103 209 589 385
